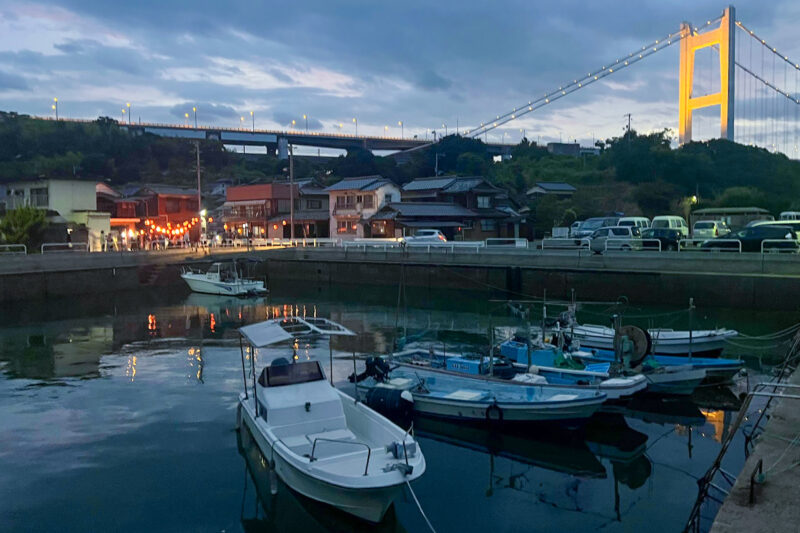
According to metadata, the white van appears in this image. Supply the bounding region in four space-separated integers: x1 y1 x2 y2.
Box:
618 216 650 230
652 215 689 237
779 211 800 221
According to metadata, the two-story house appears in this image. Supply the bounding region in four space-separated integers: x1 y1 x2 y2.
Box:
222 182 295 237
325 176 401 240
267 179 330 238
4 178 110 250
401 176 524 239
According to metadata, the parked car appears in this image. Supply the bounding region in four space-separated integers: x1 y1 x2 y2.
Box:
652 215 689 237
569 220 583 237
618 216 650 230
641 227 682 251
700 225 800 253
403 229 447 243
589 226 641 254
573 217 621 239
693 220 731 239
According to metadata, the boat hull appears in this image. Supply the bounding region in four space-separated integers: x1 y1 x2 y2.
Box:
643 368 707 395
238 397 402 523
570 326 737 358
406 394 602 424
181 273 266 296
573 351 741 385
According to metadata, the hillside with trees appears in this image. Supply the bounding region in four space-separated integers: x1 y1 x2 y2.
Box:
2 110 799 234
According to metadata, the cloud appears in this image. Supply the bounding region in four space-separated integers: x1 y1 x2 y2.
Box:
272 111 324 130
168 102 239 122
0 69 28 90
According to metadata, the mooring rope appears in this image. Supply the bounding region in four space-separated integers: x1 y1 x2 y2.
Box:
406 480 437 533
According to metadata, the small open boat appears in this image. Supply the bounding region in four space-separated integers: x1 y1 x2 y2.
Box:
355 362 606 425
566 323 738 358
236 317 425 523
181 260 267 296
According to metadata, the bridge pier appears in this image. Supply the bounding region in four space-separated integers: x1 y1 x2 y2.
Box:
277 137 289 160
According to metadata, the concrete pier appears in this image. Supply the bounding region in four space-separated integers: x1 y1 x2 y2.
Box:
710 369 800 533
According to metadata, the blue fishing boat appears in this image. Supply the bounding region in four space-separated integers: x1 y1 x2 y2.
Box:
568 349 743 384
354 361 607 425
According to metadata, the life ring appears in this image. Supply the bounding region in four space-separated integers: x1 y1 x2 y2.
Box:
485 402 504 423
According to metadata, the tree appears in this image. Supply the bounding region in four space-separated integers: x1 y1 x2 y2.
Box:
0 206 48 251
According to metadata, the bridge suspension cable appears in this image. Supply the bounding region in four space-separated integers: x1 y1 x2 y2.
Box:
465 18 723 140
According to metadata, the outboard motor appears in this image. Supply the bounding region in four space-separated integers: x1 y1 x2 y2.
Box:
364 387 414 425
348 356 393 383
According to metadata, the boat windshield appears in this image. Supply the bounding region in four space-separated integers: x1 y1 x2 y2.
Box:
264 361 324 387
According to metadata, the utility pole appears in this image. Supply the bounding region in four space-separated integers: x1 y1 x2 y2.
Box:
623 113 632 145
289 144 295 240
195 141 202 211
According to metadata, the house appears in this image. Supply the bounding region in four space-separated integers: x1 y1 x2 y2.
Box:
401 176 524 239
3 178 110 250
133 184 202 242
368 202 480 239
222 182 294 237
325 176 401 239
267 179 329 238
96 183 141 244
526 182 576 199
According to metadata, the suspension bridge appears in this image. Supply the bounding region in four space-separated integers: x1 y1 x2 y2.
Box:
23 5 800 160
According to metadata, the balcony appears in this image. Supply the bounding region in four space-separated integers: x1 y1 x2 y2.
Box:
333 202 362 215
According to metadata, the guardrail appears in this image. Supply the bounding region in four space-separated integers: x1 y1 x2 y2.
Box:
760 239 800 253
485 238 529 248
541 237 590 250
41 242 89 253
0 244 27 255
272 237 341 247
680 238 742 252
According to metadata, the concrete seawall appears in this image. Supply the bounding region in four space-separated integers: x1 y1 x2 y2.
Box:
258 247 800 310
2 246 800 309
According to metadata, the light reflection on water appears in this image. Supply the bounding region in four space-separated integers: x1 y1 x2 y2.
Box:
0 285 780 532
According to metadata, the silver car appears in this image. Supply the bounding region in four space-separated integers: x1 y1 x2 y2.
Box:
589 226 642 253
693 220 730 240
403 229 447 243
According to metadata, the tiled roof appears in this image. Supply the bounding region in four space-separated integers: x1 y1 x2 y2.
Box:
529 182 576 193
324 175 389 192
139 184 198 196
371 202 478 220
402 177 457 191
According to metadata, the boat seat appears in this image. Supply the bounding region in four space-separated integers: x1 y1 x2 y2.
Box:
305 429 362 460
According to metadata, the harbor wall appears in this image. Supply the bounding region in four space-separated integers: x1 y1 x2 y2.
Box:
1 246 800 310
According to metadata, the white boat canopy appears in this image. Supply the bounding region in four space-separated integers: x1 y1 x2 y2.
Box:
239 317 355 348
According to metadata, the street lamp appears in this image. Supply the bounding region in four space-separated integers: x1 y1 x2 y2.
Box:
126 102 131 124
52 97 58 120
303 114 308 131
250 110 254 131
240 116 244 128
291 119 296 130
184 112 189 126
384 125 388 137
352 117 358 136
398 121 403 139
442 123 447 136
121 108 126 122
192 106 197 128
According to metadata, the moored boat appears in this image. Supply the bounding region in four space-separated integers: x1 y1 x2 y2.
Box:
355 362 607 425
181 260 267 296
236 317 425 523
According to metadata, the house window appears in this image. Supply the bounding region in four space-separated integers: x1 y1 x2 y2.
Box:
356 195 363 204
337 220 356 233
363 195 374 208
307 199 322 209
480 219 497 231
384 194 393 205
30 187 48 208
477 196 490 208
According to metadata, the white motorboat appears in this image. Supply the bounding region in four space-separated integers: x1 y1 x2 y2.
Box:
566 323 737 358
181 261 267 296
236 317 425 523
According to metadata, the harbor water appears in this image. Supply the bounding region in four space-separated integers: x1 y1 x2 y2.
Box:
0 283 793 532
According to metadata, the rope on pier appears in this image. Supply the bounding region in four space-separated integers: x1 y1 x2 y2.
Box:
406 480 437 533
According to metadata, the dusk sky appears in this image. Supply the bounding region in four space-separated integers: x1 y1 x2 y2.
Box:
1 1 798 148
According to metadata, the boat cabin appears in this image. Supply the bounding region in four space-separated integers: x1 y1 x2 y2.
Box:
257 360 356 457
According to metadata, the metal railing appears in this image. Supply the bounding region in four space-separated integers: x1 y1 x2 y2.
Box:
0 244 27 255
603 237 642 252
484 237 529 248
760 239 800 253
309 437 372 476
680 238 742 252
41 242 89 253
